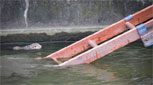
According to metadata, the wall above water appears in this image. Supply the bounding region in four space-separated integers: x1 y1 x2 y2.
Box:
0 0 152 29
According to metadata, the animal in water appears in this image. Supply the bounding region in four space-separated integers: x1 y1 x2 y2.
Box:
13 43 42 50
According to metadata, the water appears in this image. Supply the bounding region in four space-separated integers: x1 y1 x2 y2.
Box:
0 42 152 85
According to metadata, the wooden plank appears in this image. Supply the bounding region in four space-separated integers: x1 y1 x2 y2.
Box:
44 5 153 63
59 28 140 66
141 28 153 47
58 19 153 66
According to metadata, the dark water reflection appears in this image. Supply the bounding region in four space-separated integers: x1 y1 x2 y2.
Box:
0 42 152 85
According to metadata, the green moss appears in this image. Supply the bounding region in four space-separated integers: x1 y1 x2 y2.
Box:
82 7 86 17
87 10 92 17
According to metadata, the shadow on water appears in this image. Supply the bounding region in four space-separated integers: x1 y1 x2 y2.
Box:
0 41 152 85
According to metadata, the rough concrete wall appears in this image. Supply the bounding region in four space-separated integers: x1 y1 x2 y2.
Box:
0 0 152 29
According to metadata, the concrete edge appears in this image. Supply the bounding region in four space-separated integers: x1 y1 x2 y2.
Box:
0 26 107 36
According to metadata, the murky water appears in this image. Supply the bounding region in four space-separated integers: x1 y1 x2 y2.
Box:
0 41 152 85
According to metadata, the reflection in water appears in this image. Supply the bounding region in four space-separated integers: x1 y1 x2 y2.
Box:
0 42 152 85
69 64 117 82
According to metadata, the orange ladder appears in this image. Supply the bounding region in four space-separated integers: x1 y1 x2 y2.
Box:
40 5 153 67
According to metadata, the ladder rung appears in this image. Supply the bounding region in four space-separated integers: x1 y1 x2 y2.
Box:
125 22 136 29
52 58 62 64
88 40 98 47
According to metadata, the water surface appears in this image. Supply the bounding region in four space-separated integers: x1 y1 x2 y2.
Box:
0 42 152 85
